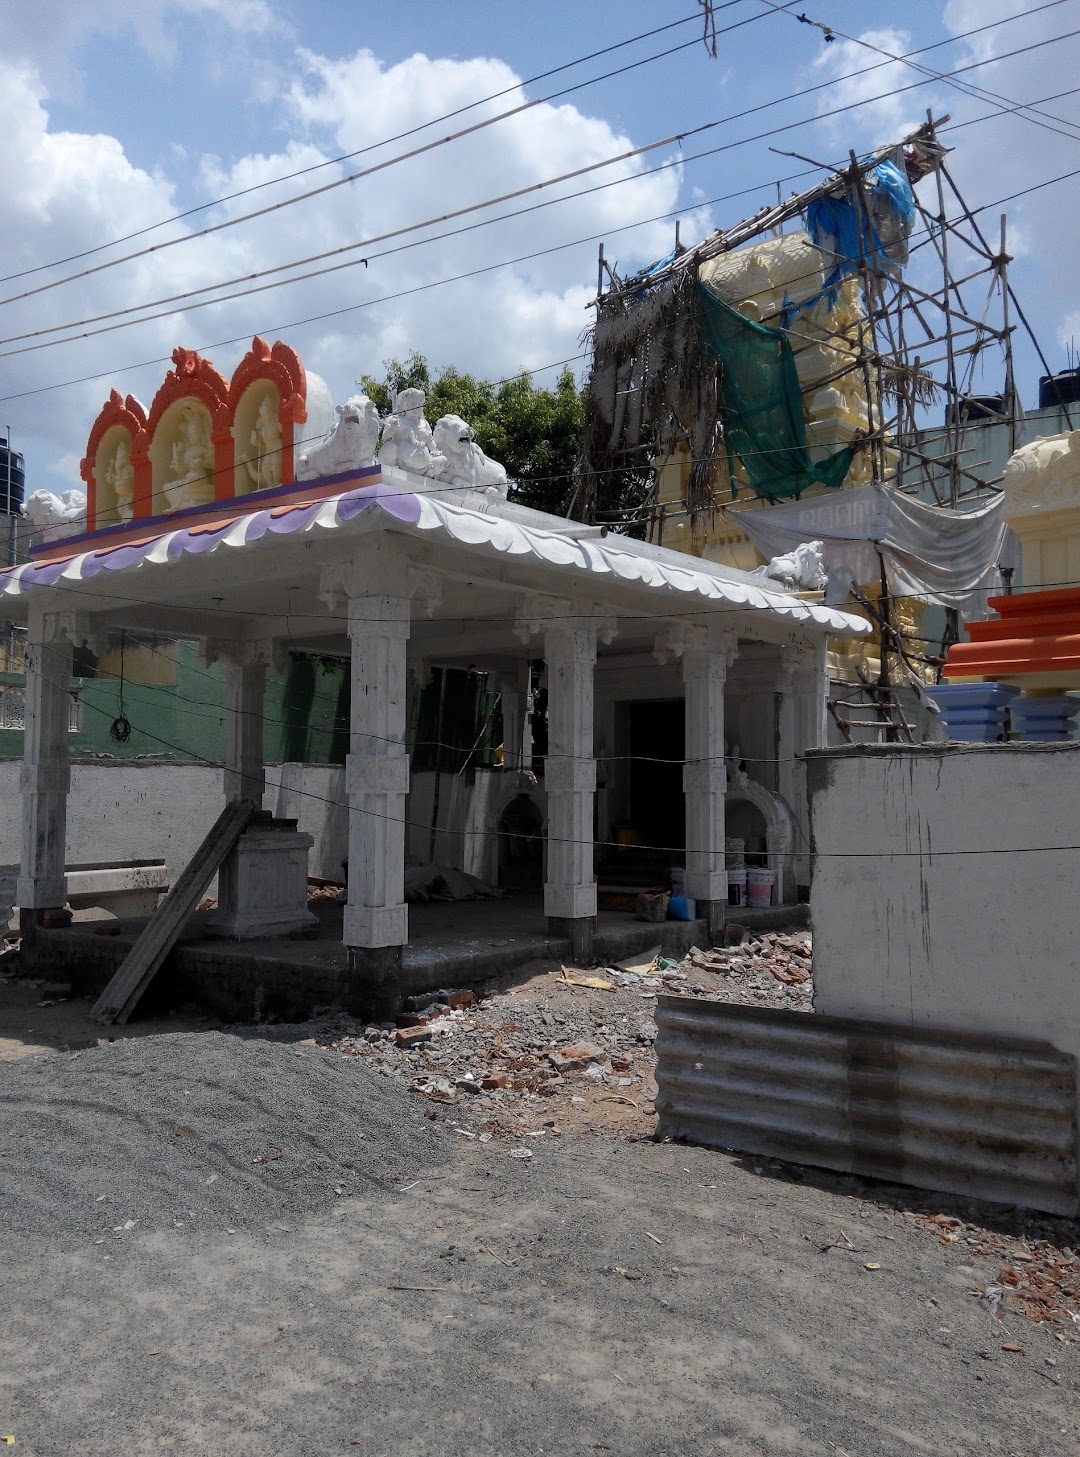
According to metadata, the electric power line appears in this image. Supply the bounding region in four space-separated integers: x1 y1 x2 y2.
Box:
3 1 1074 355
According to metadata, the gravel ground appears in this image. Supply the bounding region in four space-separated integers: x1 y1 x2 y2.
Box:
1 950 1078 1455
0 1031 448 1245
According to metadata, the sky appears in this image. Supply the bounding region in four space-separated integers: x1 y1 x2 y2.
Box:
1 0 1078 492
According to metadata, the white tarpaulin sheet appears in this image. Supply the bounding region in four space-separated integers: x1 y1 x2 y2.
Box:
731 483 1020 614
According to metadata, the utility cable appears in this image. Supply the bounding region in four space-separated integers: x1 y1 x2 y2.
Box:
757 0 1080 143
0 6 726 286
16 652 1080 864
3 2 1071 351
0 2 781 312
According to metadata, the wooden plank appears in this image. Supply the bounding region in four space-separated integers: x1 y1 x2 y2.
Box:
91 798 255 1026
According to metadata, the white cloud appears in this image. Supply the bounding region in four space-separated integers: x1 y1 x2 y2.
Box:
0 36 695 489
7 0 280 85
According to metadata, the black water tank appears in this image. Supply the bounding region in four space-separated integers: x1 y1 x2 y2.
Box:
947 394 1005 426
1038 370 1080 409
0 436 25 514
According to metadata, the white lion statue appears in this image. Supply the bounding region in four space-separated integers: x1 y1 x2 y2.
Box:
751 539 828 592
1002 430 1080 510
379 387 446 477
296 393 381 480
24 488 87 541
430 414 508 497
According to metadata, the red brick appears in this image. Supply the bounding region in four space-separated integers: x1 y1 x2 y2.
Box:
395 1027 433 1049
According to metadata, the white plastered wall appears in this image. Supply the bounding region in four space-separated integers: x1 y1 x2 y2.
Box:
808 742 1080 1123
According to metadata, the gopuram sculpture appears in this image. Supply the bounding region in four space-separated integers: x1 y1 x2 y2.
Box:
104 437 136 521
24 488 87 540
750 540 828 592
430 413 509 497
245 395 283 491
296 393 381 480
379 387 446 477
165 403 216 510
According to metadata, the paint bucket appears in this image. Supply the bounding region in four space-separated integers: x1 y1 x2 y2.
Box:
727 868 747 907
725 837 746 868
668 894 696 922
747 868 775 908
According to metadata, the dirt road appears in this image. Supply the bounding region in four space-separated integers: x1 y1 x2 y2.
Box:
1 971 1077 1456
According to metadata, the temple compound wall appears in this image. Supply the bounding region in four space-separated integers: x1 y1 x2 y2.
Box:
808 741 1080 1117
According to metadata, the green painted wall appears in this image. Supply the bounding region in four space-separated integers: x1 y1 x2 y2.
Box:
0 646 501 770
0 643 351 766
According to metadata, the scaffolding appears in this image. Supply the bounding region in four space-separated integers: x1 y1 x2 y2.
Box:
571 116 1054 738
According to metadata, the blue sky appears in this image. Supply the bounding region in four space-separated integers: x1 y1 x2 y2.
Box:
2 0 1078 489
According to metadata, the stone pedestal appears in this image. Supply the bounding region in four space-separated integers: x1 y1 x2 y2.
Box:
928 682 1018 742
1010 694 1080 742
210 822 317 939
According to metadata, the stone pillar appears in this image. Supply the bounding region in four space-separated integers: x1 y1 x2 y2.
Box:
16 610 76 923
678 625 738 943
319 559 412 1011
496 661 530 771
204 640 273 805
776 638 827 895
516 596 612 962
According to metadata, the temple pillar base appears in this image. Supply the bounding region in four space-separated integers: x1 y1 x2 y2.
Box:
345 944 404 1018
548 914 595 963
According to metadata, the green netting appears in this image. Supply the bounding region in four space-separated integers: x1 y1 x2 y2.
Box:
697 282 855 501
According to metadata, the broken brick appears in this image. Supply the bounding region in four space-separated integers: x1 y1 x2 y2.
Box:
395 1027 433 1049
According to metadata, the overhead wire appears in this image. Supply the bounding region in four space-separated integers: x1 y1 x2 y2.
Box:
1 160 1064 545
18 650 1080 863
3 2 1074 354
0 5 723 285
756 0 1080 144
0 1 785 312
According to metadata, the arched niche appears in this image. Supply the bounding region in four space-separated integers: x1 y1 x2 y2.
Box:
233 381 282 496
227 337 307 495
149 397 218 514
726 771 796 906
80 389 147 530
135 347 230 517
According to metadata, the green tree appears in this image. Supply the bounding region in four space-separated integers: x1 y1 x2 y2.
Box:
359 354 584 516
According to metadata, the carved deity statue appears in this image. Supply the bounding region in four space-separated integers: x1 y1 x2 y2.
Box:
379 387 446 477
245 395 283 491
169 405 214 483
104 437 135 521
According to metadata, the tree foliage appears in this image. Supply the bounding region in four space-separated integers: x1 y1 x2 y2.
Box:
359 352 585 516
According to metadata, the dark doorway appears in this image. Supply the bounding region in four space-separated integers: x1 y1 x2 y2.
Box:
497 794 544 890
626 698 685 853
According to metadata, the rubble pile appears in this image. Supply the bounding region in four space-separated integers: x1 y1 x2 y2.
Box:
905 1211 1080 1329
314 930 814 1137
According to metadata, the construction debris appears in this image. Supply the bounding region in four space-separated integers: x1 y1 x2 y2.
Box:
905 1210 1080 1329
308 931 814 1139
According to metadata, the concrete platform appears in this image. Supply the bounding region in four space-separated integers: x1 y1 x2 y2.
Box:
23 892 810 1022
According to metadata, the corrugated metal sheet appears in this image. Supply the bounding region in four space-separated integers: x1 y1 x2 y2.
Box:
654 997 1078 1216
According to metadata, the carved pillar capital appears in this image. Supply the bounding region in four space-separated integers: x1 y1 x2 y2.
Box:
203 637 287 675
655 620 738 673
514 594 616 648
